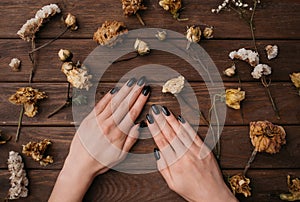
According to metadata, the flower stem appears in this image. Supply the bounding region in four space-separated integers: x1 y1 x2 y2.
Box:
249 0 258 53
28 38 36 83
243 149 257 175
112 53 139 64
136 13 145 26
15 106 24 142
261 76 280 119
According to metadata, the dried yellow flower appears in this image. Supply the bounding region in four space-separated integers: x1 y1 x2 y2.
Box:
9 87 47 117
121 0 147 16
22 139 53 166
290 72 300 89
134 38 150 55
186 25 201 43
159 0 183 20
162 75 185 94
9 58 21 72
249 121 286 154
280 175 300 201
203 27 214 39
229 173 251 197
223 64 236 77
225 88 245 109
93 20 128 47
64 13 78 31
58 49 73 62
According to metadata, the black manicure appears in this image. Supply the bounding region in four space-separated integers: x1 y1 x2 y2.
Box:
127 78 137 87
154 148 160 160
146 114 154 124
151 104 160 115
142 86 151 96
110 87 118 94
178 115 186 123
139 120 148 128
161 106 170 116
137 76 146 86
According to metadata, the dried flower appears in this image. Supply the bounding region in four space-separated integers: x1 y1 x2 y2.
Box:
134 38 150 55
229 173 251 197
159 0 187 20
17 4 61 41
7 151 29 200
280 175 300 201
186 25 201 43
265 45 278 60
290 72 300 88
22 139 53 166
249 121 286 154
251 64 272 79
203 27 214 39
162 75 185 94
121 0 147 15
229 48 259 67
64 13 78 31
93 20 128 47
58 49 73 62
9 87 47 117
155 30 167 41
0 130 11 145
61 62 92 90
223 64 236 77
225 88 245 109
211 0 251 13
9 58 21 72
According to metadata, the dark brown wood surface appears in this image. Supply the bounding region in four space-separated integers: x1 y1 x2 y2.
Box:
0 0 299 201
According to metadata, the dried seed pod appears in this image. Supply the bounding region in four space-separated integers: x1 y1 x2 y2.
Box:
162 75 185 94
203 27 214 39
121 0 147 16
251 64 272 79
249 120 286 154
225 88 245 109
228 173 251 197
186 25 201 43
64 13 78 31
134 38 150 55
58 49 73 62
155 30 167 41
280 175 300 201
9 58 21 72
93 20 128 47
223 64 236 77
229 48 259 67
265 45 278 60
290 72 300 88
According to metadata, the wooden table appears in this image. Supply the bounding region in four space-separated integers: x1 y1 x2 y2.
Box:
0 0 299 201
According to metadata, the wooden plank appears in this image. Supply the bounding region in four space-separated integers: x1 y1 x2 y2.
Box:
0 0 299 39
0 169 299 201
0 39 299 82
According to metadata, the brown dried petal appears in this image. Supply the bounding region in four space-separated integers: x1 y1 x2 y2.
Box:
225 88 245 109
280 175 300 201
121 0 147 16
229 173 251 197
290 72 300 89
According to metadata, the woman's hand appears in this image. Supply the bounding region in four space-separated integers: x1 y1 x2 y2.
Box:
146 105 237 202
49 77 150 202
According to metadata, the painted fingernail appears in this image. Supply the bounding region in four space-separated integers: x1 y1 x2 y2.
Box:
142 86 151 96
139 120 148 128
154 148 160 160
127 77 136 87
137 76 146 86
178 115 186 123
110 87 118 94
146 114 154 124
151 104 160 115
161 106 170 116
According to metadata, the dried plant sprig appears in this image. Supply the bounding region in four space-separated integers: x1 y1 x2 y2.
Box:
228 173 251 197
261 76 280 119
159 0 188 21
290 72 300 96
280 175 300 201
121 0 147 25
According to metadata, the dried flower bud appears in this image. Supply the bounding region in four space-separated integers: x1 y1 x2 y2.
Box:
229 173 251 197
64 13 78 31
186 25 201 43
251 64 272 79
9 87 47 117
58 49 73 62
225 88 245 109
280 175 300 201
223 64 236 77
121 0 147 16
155 30 167 41
159 0 183 20
265 45 278 60
93 20 128 47
203 27 214 39
9 58 21 72
290 72 300 88
249 121 286 154
134 38 150 55
162 75 185 94
229 48 259 67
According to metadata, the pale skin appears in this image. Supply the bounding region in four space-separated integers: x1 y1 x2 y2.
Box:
49 77 237 202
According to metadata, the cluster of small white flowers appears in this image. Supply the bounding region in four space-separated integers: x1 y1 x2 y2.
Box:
251 64 272 79
7 151 29 200
265 45 278 60
211 0 260 13
17 4 61 41
229 48 259 67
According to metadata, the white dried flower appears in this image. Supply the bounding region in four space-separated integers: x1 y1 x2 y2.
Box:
64 13 78 31
134 38 150 55
7 151 29 200
212 0 250 13
162 75 185 94
224 64 236 77
155 30 167 41
265 45 278 60
17 4 61 42
229 48 259 67
186 25 201 43
58 49 73 62
9 58 21 72
251 64 272 79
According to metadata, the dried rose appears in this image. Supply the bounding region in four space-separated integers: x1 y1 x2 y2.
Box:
249 121 286 154
186 25 201 43
121 0 147 16
64 13 78 31
203 27 214 39
155 30 167 41
159 0 186 20
162 75 185 94
9 87 47 117
223 64 236 77
93 20 128 47
265 45 278 60
9 58 21 72
280 175 300 201
290 72 300 89
58 49 73 62
134 38 150 55
225 88 245 109
229 48 259 67
228 173 251 197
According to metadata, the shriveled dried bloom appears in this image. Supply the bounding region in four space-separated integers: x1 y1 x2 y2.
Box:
134 38 150 55
0 130 11 145
280 175 300 201
186 25 201 43
251 64 272 79
9 87 47 117
58 49 73 62
249 121 286 154
290 72 300 89
17 4 61 41
229 48 259 67
155 30 167 41
64 13 78 31
7 151 29 200
223 64 236 77
159 0 183 20
22 139 53 166
162 75 185 94
225 88 245 109
61 62 92 90
229 173 251 197
9 58 21 72
93 20 128 47
265 45 278 60
203 27 214 39
121 0 147 16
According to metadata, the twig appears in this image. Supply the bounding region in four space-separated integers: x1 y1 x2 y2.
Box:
15 106 24 142
112 53 139 64
236 67 245 124
249 0 258 53
28 38 36 83
136 13 145 26
261 76 280 119
243 149 257 175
